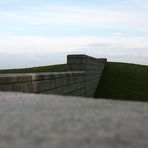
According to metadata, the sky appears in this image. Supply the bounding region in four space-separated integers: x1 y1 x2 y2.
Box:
0 0 148 69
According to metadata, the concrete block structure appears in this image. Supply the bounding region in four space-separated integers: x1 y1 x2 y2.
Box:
67 55 107 97
0 54 107 97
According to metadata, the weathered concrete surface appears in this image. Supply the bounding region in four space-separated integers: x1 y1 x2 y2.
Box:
0 54 107 97
67 54 107 97
0 92 148 148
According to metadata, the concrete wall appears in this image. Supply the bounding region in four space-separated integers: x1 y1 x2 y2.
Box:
67 55 107 97
0 72 86 97
0 54 107 97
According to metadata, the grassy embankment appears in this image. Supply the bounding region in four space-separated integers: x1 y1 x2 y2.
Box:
94 62 148 101
0 62 148 101
0 64 68 74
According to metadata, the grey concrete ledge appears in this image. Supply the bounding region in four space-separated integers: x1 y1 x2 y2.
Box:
67 54 107 63
0 92 148 148
0 71 85 84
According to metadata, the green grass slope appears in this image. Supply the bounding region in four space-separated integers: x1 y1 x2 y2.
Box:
0 64 68 74
94 62 148 101
1 62 148 101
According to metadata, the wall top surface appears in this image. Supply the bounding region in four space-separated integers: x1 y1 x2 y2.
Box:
0 92 147 148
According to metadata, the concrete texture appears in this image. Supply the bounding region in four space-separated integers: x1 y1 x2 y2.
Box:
0 54 107 97
0 71 86 96
0 92 148 148
67 54 107 97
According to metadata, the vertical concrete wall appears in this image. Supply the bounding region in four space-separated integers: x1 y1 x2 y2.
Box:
67 55 107 97
0 72 86 97
0 54 107 97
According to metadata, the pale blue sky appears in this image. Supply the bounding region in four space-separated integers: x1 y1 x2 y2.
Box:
0 0 148 68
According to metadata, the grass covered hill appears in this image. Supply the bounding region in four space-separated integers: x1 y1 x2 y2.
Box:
94 62 148 101
0 64 68 74
0 62 148 101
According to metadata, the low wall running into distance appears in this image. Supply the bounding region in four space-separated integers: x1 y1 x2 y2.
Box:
0 54 107 97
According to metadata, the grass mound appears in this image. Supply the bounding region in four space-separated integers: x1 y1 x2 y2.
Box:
94 62 148 101
1 61 148 101
0 64 68 74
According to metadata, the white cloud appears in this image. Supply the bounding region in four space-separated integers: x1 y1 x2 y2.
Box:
112 32 123 37
0 5 148 31
0 36 94 53
0 35 148 67
0 3 148 68
0 35 148 53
